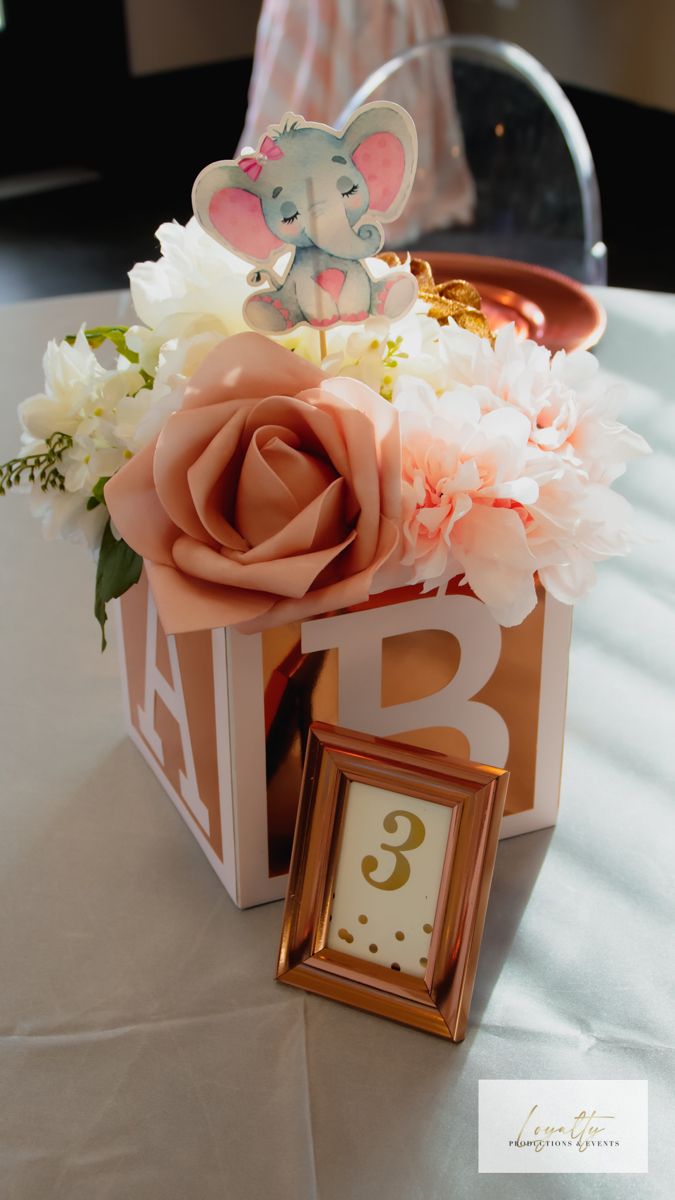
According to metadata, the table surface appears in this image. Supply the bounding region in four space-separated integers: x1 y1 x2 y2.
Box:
1 288 673 1200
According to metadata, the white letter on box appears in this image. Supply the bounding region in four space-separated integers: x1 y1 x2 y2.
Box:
302 594 509 765
137 592 210 834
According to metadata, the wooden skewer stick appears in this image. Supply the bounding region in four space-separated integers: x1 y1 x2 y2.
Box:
319 330 327 360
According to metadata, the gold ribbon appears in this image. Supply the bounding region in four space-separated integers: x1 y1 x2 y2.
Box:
379 254 493 342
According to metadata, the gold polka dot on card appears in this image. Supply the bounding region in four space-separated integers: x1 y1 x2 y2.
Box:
358 914 368 924
420 957 428 967
423 923 432 934
395 930 405 941
369 943 378 953
338 928 354 944
391 963 401 971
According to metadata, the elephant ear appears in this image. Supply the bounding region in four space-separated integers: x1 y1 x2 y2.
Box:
192 162 284 264
342 102 418 221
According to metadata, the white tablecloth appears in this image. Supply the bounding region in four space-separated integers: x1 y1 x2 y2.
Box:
1 288 673 1199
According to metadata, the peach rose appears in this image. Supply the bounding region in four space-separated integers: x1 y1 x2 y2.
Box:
105 332 401 633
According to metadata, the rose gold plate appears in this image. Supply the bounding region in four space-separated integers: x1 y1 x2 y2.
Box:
421 251 606 353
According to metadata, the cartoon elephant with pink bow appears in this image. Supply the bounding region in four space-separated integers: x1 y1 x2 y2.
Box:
192 103 418 333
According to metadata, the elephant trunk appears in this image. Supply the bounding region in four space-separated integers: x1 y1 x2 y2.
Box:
306 204 383 259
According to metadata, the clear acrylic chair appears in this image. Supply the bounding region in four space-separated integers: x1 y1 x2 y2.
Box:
336 34 607 285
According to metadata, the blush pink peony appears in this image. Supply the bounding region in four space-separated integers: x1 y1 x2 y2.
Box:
394 324 649 625
433 322 648 486
397 380 542 625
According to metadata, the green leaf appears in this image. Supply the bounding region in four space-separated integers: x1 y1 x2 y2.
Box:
65 326 139 364
94 519 142 651
86 475 111 511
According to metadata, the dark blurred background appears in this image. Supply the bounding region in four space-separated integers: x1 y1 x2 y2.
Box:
1 0 672 304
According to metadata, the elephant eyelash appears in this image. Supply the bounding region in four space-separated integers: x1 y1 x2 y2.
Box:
282 212 300 224
341 184 359 198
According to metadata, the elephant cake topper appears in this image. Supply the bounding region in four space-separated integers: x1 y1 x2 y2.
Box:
192 102 419 335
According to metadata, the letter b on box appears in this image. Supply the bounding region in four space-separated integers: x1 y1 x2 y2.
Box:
117 573 571 907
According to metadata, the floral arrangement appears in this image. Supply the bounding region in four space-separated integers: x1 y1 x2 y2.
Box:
1 217 648 644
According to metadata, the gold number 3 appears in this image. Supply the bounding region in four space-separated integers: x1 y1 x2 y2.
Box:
361 809 426 891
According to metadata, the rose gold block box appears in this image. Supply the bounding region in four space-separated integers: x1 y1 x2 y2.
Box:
115 570 571 908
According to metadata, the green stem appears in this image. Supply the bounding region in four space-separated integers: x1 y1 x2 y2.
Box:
0 432 73 495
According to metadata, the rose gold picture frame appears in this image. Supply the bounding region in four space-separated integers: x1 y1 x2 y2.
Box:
276 723 509 1041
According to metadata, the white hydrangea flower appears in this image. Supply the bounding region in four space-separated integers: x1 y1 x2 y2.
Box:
28 486 109 552
17 329 144 551
116 330 224 451
426 322 650 485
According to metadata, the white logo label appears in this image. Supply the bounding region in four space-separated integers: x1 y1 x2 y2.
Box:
478 1080 648 1173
